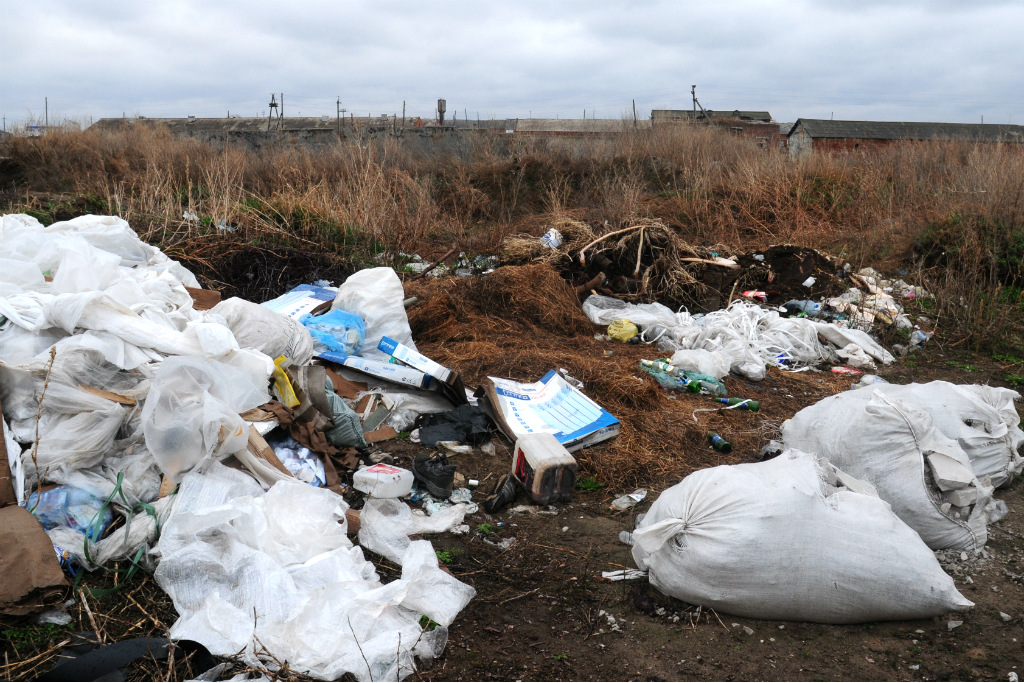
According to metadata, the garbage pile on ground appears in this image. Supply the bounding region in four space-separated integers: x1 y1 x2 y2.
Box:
583 296 894 379
4 213 600 679
503 218 934 347
3 210 1021 675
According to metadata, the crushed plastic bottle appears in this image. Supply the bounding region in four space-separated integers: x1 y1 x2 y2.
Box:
610 489 647 511
850 374 889 390
25 486 113 539
782 300 822 317
910 330 933 347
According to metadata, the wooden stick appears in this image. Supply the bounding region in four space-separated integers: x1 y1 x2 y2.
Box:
499 587 540 605
633 228 645 277
79 589 106 644
413 245 458 280
579 224 646 267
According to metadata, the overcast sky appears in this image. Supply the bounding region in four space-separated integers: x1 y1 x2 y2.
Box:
2 0 1022 127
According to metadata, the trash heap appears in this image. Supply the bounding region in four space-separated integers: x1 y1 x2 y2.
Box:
0 213 528 680
582 296 895 379
504 219 934 351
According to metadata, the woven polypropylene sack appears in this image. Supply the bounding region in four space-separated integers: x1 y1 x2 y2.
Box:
632 451 972 623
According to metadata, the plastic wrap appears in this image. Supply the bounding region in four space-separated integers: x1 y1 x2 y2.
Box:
141 357 269 481
331 268 415 360
154 464 474 681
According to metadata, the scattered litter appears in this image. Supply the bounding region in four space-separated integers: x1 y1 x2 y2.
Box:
481 370 620 451
610 488 647 511
948 620 964 631
601 569 647 581
155 465 473 679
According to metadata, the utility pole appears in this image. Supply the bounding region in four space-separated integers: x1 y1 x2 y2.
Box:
692 85 696 122
268 93 278 131
402 100 406 133
280 93 284 120
633 99 637 128
45 97 48 133
337 97 341 135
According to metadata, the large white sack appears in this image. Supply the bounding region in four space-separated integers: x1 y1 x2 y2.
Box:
861 381 1024 488
631 451 972 623
783 390 997 551
331 268 415 360
210 297 314 366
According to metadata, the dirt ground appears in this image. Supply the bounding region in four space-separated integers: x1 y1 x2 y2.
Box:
4 322 1023 682
398 342 1024 683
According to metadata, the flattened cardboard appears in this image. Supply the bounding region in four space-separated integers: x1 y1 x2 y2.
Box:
322 367 368 400
185 286 222 311
247 425 293 477
0 397 16 508
0 506 68 619
363 426 399 443
79 385 137 406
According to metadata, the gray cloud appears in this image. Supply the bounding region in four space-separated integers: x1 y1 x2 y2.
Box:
1 0 1022 126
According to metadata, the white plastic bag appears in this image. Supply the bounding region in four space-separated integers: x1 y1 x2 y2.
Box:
632 451 972 623
783 390 995 550
141 357 268 481
332 268 415 360
668 349 733 380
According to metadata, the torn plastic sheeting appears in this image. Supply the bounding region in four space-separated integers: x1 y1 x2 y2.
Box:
18 382 128 485
632 451 973 623
154 463 474 681
44 292 214 359
141 357 269 482
813 323 895 366
358 497 469 565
